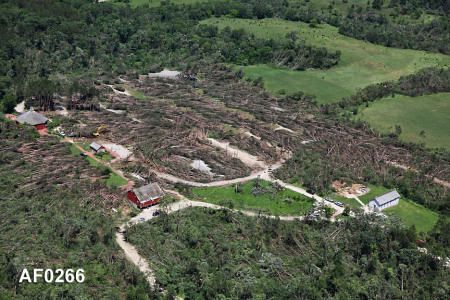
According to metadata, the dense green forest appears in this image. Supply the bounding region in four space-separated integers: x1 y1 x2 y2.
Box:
0 0 344 110
126 207 450 299
1 0 449 110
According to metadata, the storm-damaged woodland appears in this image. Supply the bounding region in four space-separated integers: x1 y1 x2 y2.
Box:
0 119 154 298
0 0 449 298
55 65 449 213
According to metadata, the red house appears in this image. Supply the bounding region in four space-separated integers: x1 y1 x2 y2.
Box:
127 182 164 209
16 111 48 130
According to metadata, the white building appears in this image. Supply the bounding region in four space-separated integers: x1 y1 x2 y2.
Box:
368 190 400 211
90 142 105 154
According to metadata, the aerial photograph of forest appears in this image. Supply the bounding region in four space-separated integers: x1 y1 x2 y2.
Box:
0 0 448 299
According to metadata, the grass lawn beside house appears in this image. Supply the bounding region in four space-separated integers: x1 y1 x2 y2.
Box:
192 180 314 216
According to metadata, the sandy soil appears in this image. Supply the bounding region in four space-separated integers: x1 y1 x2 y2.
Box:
207 138 266 169
243 131 261 140
99 103 124 114
102 143 132 159
131 117 143 123
131 173 145 181
274 124 294 133
191 159 218 176
147 69 181 79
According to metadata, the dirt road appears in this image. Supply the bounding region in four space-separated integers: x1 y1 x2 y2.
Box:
116 193 309 288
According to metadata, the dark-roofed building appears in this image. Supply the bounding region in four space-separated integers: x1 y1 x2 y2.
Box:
90 142 105 153
127 183 164 209
16 111 48 130
368 190 400 211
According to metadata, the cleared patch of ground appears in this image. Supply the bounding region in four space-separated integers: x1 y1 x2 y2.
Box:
146 69 181 78
102 142 133 159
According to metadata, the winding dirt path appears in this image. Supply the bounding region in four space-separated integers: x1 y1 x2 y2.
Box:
116 138 344 288
116 192 314 288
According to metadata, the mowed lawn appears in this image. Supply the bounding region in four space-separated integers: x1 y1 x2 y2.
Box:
358 93 450 149
192 180 314 216
201 18 449 103
384 199 439 234
103 173 129 187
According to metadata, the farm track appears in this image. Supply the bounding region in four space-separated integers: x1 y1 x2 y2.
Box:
116 191 339 289
116 138 345 288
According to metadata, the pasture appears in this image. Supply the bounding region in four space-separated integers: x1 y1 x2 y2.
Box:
358 93 450 149
192 180 314 216
201 18 449 103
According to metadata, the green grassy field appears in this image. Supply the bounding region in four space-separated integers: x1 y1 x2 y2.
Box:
201 18 449 103
103 173 129 187
192 180 314 215
359 184 391 205
385 199 439 234
358 93 450 149
74 141 92 152
69 144 83 155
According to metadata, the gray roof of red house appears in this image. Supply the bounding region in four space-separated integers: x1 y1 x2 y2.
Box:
90 142 103 151
131 183 164 203
16 111 48 126
370 190 400 206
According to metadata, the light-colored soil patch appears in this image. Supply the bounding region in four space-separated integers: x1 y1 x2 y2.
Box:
274 124 294 133
102 143 132 159
107 85 131 96
191 159 222 177
131 173 146 181
338 184 370 197
56 105 69 116
243 130 261 140
146 69 181 79
131 117 143 123
99 103 124 114
207 138 266 169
